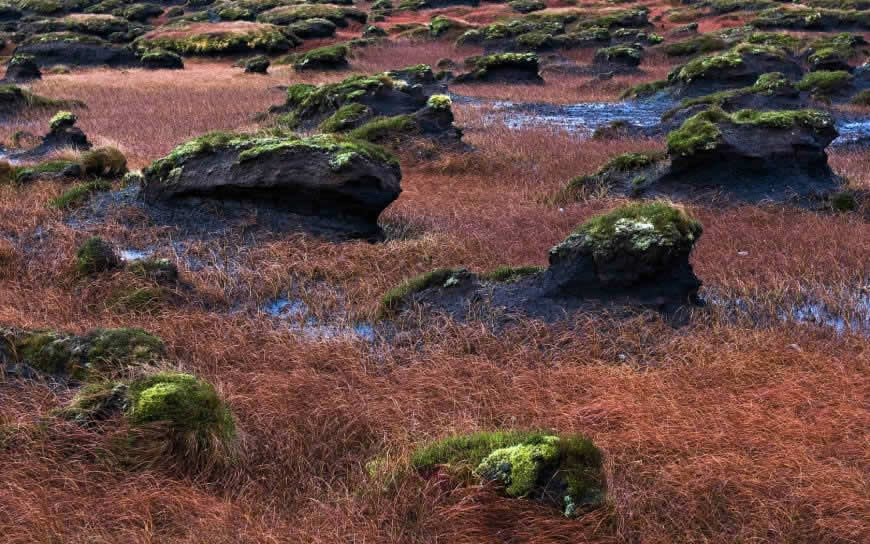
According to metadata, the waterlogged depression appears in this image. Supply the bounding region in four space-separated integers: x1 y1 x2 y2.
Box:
455 94 870 146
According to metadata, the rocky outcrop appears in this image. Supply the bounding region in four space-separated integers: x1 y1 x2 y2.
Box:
454 53 543 83
142 132 402 237
2 54 41 82
1 326 166 381
380 203 703 321
271 66 462 150
564 109 841 204
58 372 238 474
8 111 92 161
140 49 184 69
15 33 139 68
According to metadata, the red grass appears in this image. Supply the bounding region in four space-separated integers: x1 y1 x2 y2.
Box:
0 6 868 543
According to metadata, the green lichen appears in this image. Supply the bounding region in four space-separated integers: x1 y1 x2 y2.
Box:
49 110 77 131
76 236 119 275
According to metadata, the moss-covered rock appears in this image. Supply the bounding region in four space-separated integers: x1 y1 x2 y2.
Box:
317 102 372 132
76 236 120 275
293 43 348 70
1 326 166 380
142 131 402 237
257 4 365 27
594 44 642 66
455 52 542 83
244 54 270 73
509 0 545 13
59 372 238 472
49 110 77 131
286 17 336 39
136 22 294 56
796 69 853 96
662 34 728 57
3 54 41 82
410 431 604 517
139 48 184 69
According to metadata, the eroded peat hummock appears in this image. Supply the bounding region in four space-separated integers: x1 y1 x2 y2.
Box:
0 1 868 544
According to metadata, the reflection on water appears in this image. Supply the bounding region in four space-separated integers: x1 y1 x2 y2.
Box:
263 297 375 342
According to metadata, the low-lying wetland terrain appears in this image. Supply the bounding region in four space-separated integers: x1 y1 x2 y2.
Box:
0 0 868 542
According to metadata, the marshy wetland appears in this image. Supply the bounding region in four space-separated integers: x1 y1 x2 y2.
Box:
0 1 868 543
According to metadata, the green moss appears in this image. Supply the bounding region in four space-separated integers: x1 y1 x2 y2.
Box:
84 327 166 367
136 23 292 55
293 43 349 70
621 78 668 99
140 48 184 67
595 44 641 64
317 103 371 133
662 34 728 57
667 110 723 156
3 326 165 380
668 108 834 157
49 180 111 209
0 84 80 111
481 265 542 283
76 236 119 275
277 73 393 127
796 70 853 95
127 371 235 441
561 202 702 257
426 94 452 111
411 431 604 517
346 114 416 143
49 110 77 131
478 436 559 497
662 72 796 120
9 330 74 377
604 152 661 172
257 4 363 26
60 372 237 471
379 268 465 317
16 0 63 14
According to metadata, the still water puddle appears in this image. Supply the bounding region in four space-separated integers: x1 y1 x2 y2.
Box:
263 296 375 342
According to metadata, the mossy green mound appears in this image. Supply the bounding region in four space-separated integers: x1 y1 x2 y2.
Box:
560 202 702 259
796 70 853 96
136 22 293 56
410 430 604 517
76 236 120 275
59 372 238 472
667 108 834 157
293 43 348 70
1 326 166 380
144 131 397 182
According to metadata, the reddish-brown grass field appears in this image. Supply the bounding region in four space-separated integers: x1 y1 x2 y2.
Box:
1 2 869 543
